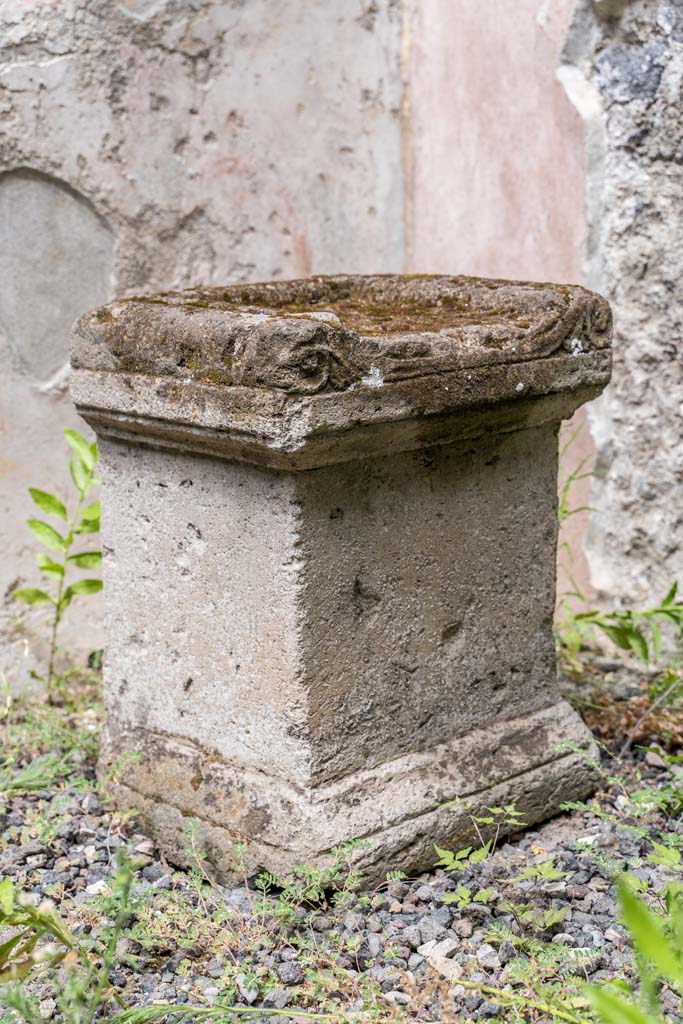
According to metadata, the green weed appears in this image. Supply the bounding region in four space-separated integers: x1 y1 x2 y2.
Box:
12 429 102 700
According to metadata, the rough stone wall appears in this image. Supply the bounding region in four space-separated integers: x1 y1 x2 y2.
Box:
561 0 683 606
0 0 404 679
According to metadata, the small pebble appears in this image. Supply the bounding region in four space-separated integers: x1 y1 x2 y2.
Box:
476 943 501 970
277 961 304 986
415 884 434 902
498 939 517 964
418 916 447 944
385 990 411 1005
236 974 259 1003
263 989 291 1009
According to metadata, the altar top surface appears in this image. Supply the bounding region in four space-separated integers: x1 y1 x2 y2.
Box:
72 274 612 395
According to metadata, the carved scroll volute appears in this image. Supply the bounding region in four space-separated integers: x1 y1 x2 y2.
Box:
232 317 361 394
583 296 613 348
513 289 613 361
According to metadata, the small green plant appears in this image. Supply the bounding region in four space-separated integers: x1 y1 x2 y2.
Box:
442 882 495 909
509 857 569 885
0 755 69 798
573 583 683 665
433 841 491 872
634 758 683 817
555 422 683 686
182 817 215 882
434 806 526 915
499 899 569 935
256 840 369 924
557 424 595 531
435 802 526 873
555 423 597 664
12 429 102 699
470 803 526 846
557 584 683 690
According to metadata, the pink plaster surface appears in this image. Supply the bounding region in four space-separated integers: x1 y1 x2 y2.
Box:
408 0 583 282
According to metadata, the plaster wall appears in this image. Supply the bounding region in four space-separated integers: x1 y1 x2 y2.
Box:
407 0 584 282
0 0 405 679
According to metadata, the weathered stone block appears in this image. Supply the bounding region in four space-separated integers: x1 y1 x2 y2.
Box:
71 274 612 881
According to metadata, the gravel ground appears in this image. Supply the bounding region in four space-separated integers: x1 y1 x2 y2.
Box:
1 735 682 1023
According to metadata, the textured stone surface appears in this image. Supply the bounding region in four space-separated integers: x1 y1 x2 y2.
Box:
73 274 611 879
0 1 403 291
72 274 612 387
561 0 683 606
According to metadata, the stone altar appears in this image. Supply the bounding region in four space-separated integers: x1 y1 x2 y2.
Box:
70 274 612 880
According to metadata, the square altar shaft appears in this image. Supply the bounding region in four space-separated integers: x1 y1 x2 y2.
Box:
71 274 612 880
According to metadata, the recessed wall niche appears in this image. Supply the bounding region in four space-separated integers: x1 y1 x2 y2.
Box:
0 169 113 384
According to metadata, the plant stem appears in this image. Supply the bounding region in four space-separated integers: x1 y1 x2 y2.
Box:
46 572 65 700
455 979 586 1023
113 1006 341 1023
46 494 83 701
